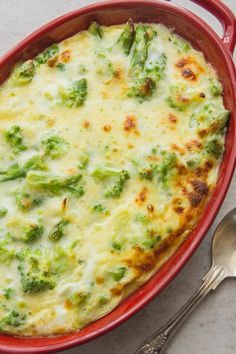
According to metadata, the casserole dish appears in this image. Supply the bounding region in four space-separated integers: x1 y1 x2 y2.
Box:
0 0 235 352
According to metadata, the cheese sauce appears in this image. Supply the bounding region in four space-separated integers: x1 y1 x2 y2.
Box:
0 21 229 336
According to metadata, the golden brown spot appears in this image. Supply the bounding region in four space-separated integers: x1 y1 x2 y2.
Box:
96 276 104 285
199 92 206 98
47 55 59 67
64 299 73 309
174 206 184 215
60 50 71 63
168 113 178 123
103 124 111 132
124 114 139 135
147 204 154 213
83 120 90 129
198 129 207 137
181 68 196 81
171 144 185 155
175 58 188 68
191 179 209 196
110 286 122 297
185 140 202 151
135 187 148 204
127 144 134 149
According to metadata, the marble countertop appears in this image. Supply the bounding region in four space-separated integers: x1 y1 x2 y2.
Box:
0 1 235 353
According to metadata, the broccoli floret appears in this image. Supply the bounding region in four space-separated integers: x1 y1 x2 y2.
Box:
16 190 44 211
142 231 161 249
209 78 223 96
131 25 155 71
92 203 105 212
205 135 224 159
9 218 44 243
77 151 90 170
42 135 69 159
17 247 71 294
117 19 135 55
0 155 45 182
170 35 190 53
129 76 156 101
56 62 65 71
3 288 14 300
92 167 130 198
4 125 27 155
21 222 44 243
26 171 84 197
138 164 155 180
190 104 230 132
60 78 87 108
0 238 15 264
105 171 130 198
34 44 59 66
17 248 56 294
48 219 69 242
0 311 26 328
0 207 7 217
108 267 126 281
157 151 177 185
129 38 166 101
88 21 103 38
92 167 121 180
12 60 35 84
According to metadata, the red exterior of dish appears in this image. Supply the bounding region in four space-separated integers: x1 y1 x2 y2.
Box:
0 1 235 353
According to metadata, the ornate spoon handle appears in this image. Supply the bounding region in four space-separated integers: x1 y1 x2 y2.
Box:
135 265 225 354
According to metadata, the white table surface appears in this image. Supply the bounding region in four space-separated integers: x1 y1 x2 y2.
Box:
0 1 235 353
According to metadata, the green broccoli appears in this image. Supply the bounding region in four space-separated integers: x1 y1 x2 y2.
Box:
170 35 190 53
129 31 166 101
117 19 135 55
92 167 130 198
3 288 14 300
108 266 126 281
0 155 45 182
0 207 8 217
157 151 177 185
60 78 87 108
10 219 44 243
21 222 44 243
92 203 105 212
26 171 84 197
48 219 69 242
77 151 90 170
0 238 15 264
138 164 155 180
4 125 27 155
88 21 103 38
190 104 230 132
129 76 156 101
17 247 71 294
16 190 44 211
166 84 190 111
209 78 223 96
34 44 59 66
142 231 161 249
131 25 154 71
17 248 56 294
12 60 35 84
42 135 69 159
0 311 26 328
205 135 224 159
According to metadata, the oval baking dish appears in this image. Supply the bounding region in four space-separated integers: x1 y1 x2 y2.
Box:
0 0 235 352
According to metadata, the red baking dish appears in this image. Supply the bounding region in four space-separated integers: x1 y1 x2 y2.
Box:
0 0 235 352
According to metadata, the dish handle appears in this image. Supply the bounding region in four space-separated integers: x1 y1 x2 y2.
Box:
168 0 236 54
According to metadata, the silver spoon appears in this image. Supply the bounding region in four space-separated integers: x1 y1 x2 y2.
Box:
136 207 236 354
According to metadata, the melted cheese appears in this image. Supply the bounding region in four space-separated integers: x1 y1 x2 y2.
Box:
0 22 228 336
